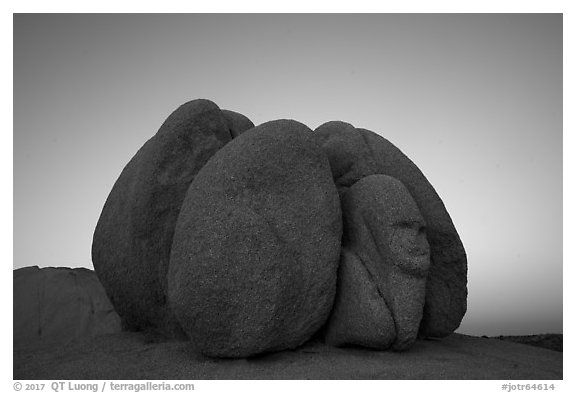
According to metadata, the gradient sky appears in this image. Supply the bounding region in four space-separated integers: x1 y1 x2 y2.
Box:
13 14 562 336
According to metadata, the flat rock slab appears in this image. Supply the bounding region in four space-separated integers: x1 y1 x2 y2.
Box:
13 266 121 347
14 333 561 380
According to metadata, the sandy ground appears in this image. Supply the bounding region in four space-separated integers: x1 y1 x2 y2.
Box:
14 332 561 380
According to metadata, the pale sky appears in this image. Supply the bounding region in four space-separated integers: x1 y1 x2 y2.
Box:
13 14 562 336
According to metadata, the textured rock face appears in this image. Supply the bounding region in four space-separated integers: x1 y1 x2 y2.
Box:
13 266 121 347
168 119 342 358
315 122 467 337
92 99 253 336
324 251 396 349
325 175 430 350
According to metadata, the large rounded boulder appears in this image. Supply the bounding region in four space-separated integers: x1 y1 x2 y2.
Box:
168 119 342 358
315 121 467 337
92 99 254 336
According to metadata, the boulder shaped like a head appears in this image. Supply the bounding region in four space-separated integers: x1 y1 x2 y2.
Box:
325 174 430 351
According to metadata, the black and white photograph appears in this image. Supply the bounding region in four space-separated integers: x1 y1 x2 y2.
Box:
10 8 567 385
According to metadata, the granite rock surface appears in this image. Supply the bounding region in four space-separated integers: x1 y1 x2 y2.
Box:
13 266 121 347
325 175 430 350
168 119 342 357
92 99 253 336
315 121 467 337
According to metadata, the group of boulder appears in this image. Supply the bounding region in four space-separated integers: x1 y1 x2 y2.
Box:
92 99 467 358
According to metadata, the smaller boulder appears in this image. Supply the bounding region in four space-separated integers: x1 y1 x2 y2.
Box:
324 174 430 351
13 266 121 347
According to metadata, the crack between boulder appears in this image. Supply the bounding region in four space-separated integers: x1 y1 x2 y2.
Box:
358 128 379 173
352 251 398 340
358 210 402 341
